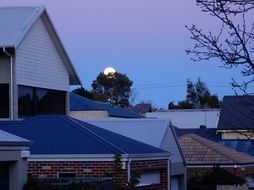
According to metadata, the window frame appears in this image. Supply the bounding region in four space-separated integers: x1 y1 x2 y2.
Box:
18 85 66 118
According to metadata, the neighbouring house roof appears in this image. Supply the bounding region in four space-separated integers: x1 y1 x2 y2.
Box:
217 96 254 130
70 93 142 118
176 127 254 156
179 134 254 166
0 129 31 146
146 109 220 129
132 103 152 115
85 118 184 163
0 115 167 156
0 6 81 85
175 127 219 141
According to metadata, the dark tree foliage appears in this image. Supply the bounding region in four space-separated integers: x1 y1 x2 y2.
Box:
72 87 94 99
168 78 220 109
92 72 133 108
188 166 245 190
186 78 220 108
186 0 254 94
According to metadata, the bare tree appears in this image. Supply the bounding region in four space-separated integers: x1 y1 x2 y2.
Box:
186 0 254 94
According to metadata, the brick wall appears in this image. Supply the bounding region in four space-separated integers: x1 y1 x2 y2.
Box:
28 159 168 190
187 167 246 179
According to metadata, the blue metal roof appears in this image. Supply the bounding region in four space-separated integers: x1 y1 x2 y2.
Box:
70 93 142 118
0 115 166 155
218 96 254 130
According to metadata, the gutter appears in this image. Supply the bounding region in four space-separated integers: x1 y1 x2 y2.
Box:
2 47 14 120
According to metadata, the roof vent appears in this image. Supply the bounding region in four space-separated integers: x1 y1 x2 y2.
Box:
200 125 207 129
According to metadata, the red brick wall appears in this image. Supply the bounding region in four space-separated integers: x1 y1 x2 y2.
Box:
28 159 168 190
187 167 246 179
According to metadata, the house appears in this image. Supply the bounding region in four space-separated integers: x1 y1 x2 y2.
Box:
0 130 31 190
0 6 171 190
85 118 187 190
217 95 254 139
0 6 81 121
132 103 153 115
178 133 254 188
70 92 142 119
146 109 220 129
0 115 170 190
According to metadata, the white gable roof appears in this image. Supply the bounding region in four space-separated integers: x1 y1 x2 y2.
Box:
0 6 81 85
0 6 44 47
85 118 184 163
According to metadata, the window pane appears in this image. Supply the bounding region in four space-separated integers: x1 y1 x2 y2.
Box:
50 90 66 114
137 171 160 186
36 88 50 114
18 85 66 117
0 84 9 118
18 86 34 118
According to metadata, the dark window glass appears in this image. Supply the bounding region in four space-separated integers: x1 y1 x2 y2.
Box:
0 84 9 118
18 85 66 118
36 88 50 114
50 90 66 114
18 86 34 118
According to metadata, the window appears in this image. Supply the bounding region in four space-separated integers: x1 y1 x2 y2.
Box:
137 171 160 186
18 86 34 117
0 84 9 118
18 85 66 118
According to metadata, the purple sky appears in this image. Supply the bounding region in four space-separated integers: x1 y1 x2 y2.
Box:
1 0 244 108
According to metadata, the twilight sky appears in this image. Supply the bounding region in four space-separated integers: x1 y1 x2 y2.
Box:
1 0 244 108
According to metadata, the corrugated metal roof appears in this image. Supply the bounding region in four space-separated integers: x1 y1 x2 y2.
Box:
0 129 30 143
0 6 81 85
86 119 169 147
179 134 254 165
146 109 220 129
218 96 254 130
0 115 166 155
85 119 184 163
0 6 44 47
70 93 142 118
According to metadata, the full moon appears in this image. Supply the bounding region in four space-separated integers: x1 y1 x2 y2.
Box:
104 67 116 75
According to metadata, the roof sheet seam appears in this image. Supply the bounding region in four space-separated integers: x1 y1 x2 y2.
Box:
66 116 128 154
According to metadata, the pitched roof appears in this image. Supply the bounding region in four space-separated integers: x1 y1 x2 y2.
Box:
70 93 142 118
176 127 254 156
175 127 219 140
179 134 254 165
0 129 31 146
146 109 220 129
0 115 167 155
218 96 254 130
85 119 184 163
0 6 81 85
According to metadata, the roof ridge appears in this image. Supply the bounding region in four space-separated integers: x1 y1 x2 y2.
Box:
63 116 127 154
186 134 254 163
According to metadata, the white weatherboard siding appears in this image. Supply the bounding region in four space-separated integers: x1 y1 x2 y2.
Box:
16 18 69 91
